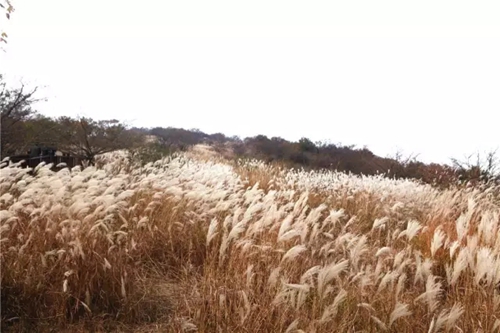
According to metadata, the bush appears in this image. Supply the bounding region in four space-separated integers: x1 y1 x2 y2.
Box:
127 143 175 167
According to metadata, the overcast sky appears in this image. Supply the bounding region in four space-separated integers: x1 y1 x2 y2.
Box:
1 0 499 164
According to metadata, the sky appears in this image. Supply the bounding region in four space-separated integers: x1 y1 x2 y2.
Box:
1 0 499 165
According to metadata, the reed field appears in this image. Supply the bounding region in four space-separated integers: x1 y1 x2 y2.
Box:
1 147 499 332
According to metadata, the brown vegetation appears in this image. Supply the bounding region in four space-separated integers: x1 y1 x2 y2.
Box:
2 75 500 332
1 150 499 332
3 74 499 187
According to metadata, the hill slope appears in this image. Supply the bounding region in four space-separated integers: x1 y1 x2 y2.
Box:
1 150 499 332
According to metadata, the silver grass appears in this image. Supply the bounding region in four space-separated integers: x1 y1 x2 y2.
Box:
271 284 291 307
310 221 321 243
284 283 311 293
284 283 310 310
303 203 328 226
415 274 442 313
375 246 392 258
377 271 398 294
238 290 251 324
449 240 460 259
444 303 464 330
431 306 459 333
371 315 388 331
477 211 498 245
121 274 127 298
268 267 281 288
398 220 422 241
455 213 470 243
181 318 198 332
317 259 349 298
467 234 479 255
277 213 295 240
320 288 347 322
219 293 226 309
357 302 375 312
436 314 456 333
393 250 406 271
206 217 219 246
474 247 495 286
285 319 300 333
341 216 358 234
431 228 446 257
372 217 390 231
2 148 500 331
300 265 321 284
375 258 384 278
103 258 112 270
427 317 436 333
322 285 335 300
281 244 307 263
349 235 368 269
389 302 411 327
245 264 254 287
396 273 407 299
414 253 434 286
324 209 344 230
493 319 500 332
494 290 500 311
219 222 246 259
335 232 356 250
278 229 301 243
451 248 469 286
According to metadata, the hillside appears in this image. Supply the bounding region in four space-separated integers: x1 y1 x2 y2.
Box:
1 148 499 332
1 73 497 188
130 126 498 188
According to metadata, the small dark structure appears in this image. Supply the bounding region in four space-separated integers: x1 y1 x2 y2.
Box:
1 146 83 171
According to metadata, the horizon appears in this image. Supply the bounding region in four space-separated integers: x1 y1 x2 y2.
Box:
1 0 499 165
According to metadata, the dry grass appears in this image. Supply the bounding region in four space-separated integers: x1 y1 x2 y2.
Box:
1 147 499 332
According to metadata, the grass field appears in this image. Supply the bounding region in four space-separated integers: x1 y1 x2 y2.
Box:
1 148 499 332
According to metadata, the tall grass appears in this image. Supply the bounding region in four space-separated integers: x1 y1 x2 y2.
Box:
1 147 499 332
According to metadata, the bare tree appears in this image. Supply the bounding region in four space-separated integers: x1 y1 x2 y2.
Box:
55 116 136 165
450 149 500 183
0 75 45 157
483 149 499 177
391 148 420 166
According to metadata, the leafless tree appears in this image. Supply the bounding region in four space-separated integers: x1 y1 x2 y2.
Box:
55 117 136 165
450 149 499 183
0 75 45 157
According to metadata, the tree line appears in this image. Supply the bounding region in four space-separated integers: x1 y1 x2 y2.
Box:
0 75 142 165
1 75 498 187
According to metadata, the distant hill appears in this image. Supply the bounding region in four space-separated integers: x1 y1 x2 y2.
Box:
130 126 499 188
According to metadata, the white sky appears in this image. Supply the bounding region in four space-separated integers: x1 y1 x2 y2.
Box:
1 0 499 165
